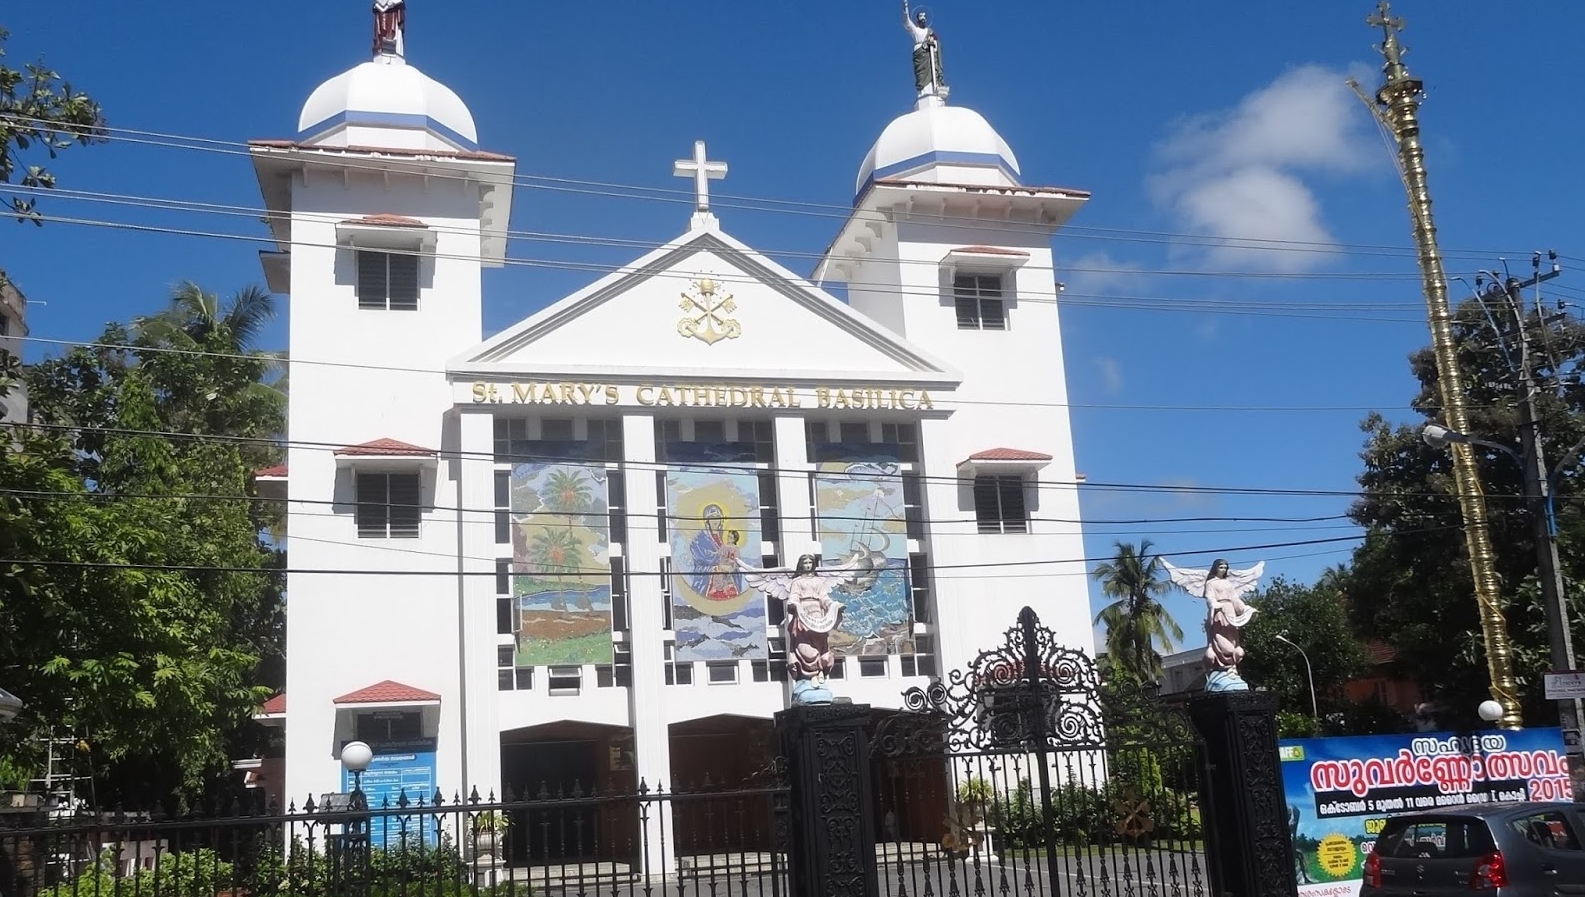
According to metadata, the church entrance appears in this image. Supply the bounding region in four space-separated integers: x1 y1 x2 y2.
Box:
668 716 778 857
500 723 638 866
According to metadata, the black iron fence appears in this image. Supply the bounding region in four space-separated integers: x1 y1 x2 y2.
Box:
868 608 1211 897
0 782 789 897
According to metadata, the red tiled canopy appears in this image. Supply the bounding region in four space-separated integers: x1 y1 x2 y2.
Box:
341 213 426 229
255 464 288 478
333 680 441 705
964 448 1054 463
259 693 286 715
334 437 437 457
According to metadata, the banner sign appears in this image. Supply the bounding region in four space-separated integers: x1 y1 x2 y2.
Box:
1279 727 1569 897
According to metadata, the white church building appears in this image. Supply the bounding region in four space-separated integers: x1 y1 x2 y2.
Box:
250 4 1093 853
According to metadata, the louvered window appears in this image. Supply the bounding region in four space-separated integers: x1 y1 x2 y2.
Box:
973 475 1027 534
954 274 1007 330
356 472 422 539
356 250 420 311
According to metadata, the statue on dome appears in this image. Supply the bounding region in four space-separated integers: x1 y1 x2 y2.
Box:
1162 558 1266 693
739 554 863 705
903 1 947 98
373 0 406 59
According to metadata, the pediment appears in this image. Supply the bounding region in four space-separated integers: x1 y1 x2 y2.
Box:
451 227 957 385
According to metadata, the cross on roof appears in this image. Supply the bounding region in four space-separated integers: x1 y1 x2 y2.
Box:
673 140 728 214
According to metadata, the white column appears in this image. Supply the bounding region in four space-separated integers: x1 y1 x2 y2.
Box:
456 409 502 799
771 414 812 706
621 413 673 875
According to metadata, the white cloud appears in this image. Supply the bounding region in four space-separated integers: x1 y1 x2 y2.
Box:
1149 64 1377 272
1096 356 1124 395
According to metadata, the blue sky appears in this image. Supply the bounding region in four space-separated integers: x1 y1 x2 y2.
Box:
5 1 1585 651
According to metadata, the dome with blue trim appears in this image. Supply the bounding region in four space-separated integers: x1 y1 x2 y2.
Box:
297 57 478 153
854 98 1020 201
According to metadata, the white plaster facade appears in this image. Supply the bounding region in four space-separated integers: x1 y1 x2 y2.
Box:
253 29 1096 846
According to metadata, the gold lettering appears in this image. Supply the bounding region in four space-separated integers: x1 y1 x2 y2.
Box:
769 388 787 408
472 382 488 403
728 387 747 407
605 385 621 405
655 387 675 406
559 382 576 404
692 387 711 407
637 386 655 406
513 382 536 403
816 387 832 408
919 390 934 410
887 390 904 410
576 384 596 404
832 389 851 409
749 386 766 407
788 386 802 407
897 390 916 410
540 384 563 404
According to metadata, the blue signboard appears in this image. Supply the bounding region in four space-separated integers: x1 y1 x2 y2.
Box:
1279 727 1570 897
341 740 439 849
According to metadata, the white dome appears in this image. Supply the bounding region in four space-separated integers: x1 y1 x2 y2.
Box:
855 101 1020 199
297 60 478 152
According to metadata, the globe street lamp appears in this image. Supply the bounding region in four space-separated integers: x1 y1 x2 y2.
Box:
0 687 22 723
1478 700 1505 724
339 741 373 893
1274 632 1319 720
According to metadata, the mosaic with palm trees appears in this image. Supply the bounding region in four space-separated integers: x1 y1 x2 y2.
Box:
510 461 614 666
813 452 914 656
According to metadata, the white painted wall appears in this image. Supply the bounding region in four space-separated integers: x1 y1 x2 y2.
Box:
280 161 489 805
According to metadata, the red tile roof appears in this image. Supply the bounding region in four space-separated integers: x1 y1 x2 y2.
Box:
260 693 286 714
342 213 426 228
333 680 441 705
249 139 514 163
965 448 1054 462
951 246 1031 257
255 465 288 478
334 437 437 457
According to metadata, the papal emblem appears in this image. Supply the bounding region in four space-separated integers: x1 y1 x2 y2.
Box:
677 278 741 346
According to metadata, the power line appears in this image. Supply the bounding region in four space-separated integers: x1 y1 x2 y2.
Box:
0 528 1455 579
3 113 1557 264
12 331 1429 414
8 204 1432 329
2 420 1528 504
8 182 1446 292
0 485 1362 531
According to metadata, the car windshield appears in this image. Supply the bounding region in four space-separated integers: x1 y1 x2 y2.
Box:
1376 818 1494 859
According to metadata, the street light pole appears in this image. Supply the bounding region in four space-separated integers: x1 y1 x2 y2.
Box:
1275 632 1319 720
1496 271 1585 767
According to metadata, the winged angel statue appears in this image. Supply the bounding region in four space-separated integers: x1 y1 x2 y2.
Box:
738 554 863 705
1160 558 1266 693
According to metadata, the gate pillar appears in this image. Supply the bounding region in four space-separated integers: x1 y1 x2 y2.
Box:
1189 692 1297 897
775 703 879 897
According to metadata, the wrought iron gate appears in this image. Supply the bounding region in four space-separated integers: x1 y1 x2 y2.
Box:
872 607 1210 897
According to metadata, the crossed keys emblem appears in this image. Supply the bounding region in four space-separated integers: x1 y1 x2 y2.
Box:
677 278 742 346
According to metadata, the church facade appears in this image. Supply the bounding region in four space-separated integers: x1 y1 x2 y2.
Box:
251 4 1094 847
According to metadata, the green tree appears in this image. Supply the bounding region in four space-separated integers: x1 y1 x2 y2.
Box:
2 283 285 804
1239 571 1374 734
1092 540 1182 683
1345 296 1585 729
1 26 105 220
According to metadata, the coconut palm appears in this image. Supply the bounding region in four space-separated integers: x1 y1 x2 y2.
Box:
528 527 589 611
1091 540 1182 685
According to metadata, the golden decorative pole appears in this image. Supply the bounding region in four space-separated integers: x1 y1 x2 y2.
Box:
1365 2 1522 727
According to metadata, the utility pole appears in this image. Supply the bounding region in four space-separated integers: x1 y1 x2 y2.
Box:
1496 263 1585 770
1363 1 1523 726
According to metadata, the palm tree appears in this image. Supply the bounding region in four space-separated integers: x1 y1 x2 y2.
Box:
1092 540 1183 685
528 528 587 612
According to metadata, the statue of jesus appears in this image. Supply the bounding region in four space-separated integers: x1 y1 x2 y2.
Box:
903 1 946 97
373 0 407 59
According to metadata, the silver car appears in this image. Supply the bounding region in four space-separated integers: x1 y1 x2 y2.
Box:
1361 802 1585 896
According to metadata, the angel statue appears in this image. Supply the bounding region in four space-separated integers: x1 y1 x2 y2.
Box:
1161 558 1266 693
739 554 862 705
